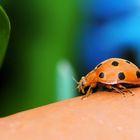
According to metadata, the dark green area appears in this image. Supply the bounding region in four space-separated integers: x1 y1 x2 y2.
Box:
0 1 80 116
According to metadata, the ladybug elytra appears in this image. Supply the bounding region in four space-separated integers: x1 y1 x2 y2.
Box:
78 58 140 99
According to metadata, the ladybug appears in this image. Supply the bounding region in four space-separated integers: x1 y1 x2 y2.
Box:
78 58 140 99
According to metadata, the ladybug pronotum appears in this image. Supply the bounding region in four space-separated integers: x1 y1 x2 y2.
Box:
78 58 140 99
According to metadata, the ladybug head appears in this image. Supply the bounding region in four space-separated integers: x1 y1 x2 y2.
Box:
77 76 88 94
77 72 97 94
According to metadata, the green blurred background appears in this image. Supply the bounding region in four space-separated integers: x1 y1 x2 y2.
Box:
0 0 80 116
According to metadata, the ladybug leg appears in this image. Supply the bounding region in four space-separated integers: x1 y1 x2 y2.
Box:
105 85 126 97
116 84 134 96
81 86 92 100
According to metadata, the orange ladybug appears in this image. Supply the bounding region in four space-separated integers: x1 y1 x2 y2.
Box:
78 58 140 99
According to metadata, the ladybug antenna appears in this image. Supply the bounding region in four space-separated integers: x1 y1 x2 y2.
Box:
72 76 79 84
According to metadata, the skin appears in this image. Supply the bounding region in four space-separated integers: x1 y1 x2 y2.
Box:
0 88 140 140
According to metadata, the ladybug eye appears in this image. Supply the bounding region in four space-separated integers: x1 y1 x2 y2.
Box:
82 81 84 86
80 77 86 87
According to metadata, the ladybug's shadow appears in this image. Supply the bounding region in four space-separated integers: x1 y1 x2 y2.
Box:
81 84 140 95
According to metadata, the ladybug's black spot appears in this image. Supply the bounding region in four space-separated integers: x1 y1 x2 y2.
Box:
99 72 104 78
136 71 140 78
118 72 125 80
112 61 119 66
126 60 131 64
96 63 102 69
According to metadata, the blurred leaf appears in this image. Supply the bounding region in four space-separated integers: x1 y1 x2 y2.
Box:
0 5 10 67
